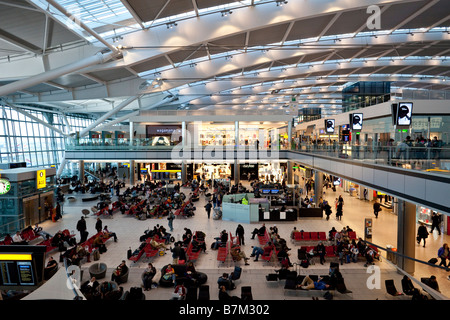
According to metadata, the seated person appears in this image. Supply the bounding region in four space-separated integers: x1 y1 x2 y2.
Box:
44 256 58 279
363 247 376 267
102 226 118 242
12 231 28 245
424 275 440 293
191 235 207 253
93 235 107 253
149 236 168 250
250 246 264 261
251 224 266 239
186 261 197 276
34 224 52 240
81 276 100 294
297 275 330 290
230 246 250 265
172 284 186 300
162 264 176 284
218 285 241 301
142 263 156 291
277 248 293 267
217 273 236 290
111 260 128 283
401 275 419 296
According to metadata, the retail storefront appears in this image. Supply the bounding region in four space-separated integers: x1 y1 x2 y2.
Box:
258 162 287 184
416 206 448 235
193 162 233 181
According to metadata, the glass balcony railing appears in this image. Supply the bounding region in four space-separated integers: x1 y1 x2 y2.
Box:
290 143 450 175
65 139 450 176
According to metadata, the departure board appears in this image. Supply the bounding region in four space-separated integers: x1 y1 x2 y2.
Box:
17 262 35 285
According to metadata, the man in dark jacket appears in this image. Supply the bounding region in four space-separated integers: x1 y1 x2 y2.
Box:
430 212 441 235
373 200 381 219
204 201 212 219
76 216 88 244
417 223 429 248
235 224 245 245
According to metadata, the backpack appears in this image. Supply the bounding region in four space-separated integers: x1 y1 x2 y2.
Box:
301 260 309 268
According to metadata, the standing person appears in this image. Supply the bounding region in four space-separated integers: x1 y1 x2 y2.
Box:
167 210 174 232
236 224 245 246
430 212 442 235
76 216 88 244
417 223 429 248
336 201 343 221
204 201 212 219
324 201 332 221
95 217 102 233
55 202 62 220
373 200 382 219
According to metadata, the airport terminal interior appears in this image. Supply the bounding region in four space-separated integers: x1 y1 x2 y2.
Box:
0 0 449 304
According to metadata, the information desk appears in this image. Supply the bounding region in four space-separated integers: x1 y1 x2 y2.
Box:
259 208 298 222
222 193 260 223
270 199 295 207
298 207 323 218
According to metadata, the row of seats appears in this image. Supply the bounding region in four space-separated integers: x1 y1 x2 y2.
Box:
293 231 357 242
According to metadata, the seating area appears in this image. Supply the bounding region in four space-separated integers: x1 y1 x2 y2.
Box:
257 230 270 245
217 239 229 265
159 264 208 288
36 229 75 253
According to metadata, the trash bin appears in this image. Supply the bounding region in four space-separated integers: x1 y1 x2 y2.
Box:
386 245 393 262
391 247 397 264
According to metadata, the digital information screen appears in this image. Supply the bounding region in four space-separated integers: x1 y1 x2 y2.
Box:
17 262 35 286
0 257 36 287
351 113 363 131
397 102 413 126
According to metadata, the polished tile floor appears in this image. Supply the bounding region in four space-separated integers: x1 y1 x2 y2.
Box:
35 181 450 300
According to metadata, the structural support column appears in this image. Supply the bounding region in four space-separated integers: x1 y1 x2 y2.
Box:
314 170 324 206
234 159 240 185
182 121 186 148
396 199 416 275
129 121 134 146
130 160 135 186
286 160 293 185
287 120 292 150
235 121 239 147
181 160 187 184
79 160 84 184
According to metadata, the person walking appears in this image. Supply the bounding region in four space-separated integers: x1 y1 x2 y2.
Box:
430 212 442 235
373 200 382 219
205 201 212 219
236 224 245 246
437 243 449 268
417 223 429 248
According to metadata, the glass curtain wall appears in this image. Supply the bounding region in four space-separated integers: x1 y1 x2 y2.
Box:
0 105 94 168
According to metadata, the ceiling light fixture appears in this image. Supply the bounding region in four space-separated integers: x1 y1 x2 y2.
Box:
166 22 178 29
276 0 288 6
221 10 232 17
